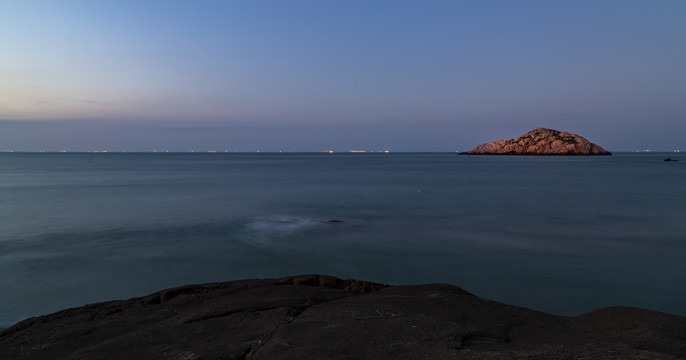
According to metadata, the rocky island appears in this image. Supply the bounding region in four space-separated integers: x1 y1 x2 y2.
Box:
1 275 684 359
462 128 611 155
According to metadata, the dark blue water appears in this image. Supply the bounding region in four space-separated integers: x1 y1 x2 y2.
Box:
1 152 685 327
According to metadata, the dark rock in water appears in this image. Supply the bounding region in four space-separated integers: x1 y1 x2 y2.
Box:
1 275 685 359
326 219 345 223
664 158 679 162
462 128 611 155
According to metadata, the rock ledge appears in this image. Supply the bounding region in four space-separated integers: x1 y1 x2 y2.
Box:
1 275 683 359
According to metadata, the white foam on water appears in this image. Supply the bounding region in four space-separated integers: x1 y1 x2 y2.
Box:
246 216 321 233
237 215 357 247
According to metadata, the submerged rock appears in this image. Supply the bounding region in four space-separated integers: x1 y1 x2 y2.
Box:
1 275 685 359
462 128 611 155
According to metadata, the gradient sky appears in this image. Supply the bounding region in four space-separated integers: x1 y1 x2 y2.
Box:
1 0 685 151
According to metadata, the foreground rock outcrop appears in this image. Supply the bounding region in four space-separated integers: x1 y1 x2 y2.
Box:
1 275 684 359
462 128 611 155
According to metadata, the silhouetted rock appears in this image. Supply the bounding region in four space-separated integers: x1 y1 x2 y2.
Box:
462 128 611 155
1 275 684 359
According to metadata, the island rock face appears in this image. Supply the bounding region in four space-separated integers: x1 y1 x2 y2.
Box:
463 128 611 155
2 275 685 359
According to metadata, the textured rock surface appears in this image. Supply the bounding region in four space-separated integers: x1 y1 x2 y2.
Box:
463 128 611 155
2 275 684 359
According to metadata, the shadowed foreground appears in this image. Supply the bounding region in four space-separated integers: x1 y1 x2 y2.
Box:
1 275 684 359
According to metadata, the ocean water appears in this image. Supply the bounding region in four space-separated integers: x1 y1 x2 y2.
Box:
1 152 685 327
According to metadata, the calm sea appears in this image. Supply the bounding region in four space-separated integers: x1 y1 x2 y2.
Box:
1 152 685 327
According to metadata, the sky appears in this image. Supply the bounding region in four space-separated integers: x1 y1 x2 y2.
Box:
1 0 685 152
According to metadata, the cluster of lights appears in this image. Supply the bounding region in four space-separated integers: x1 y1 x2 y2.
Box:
324 150 390 153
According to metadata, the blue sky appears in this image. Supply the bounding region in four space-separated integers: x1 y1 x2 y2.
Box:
1 0 685 151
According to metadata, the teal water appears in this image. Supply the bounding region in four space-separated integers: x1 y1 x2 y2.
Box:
1 152 685 327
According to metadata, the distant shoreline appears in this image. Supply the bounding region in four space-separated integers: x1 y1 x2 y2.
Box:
0 150 682 154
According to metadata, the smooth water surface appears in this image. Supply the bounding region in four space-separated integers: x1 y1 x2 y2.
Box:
1 152 685 327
